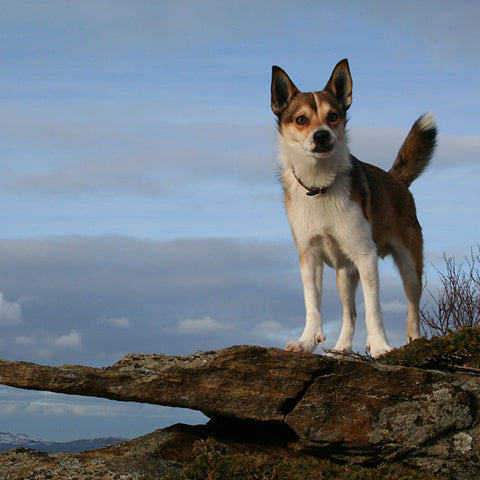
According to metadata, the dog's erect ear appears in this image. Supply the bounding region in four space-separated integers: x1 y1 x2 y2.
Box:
271 66 299 117
324 59 352 110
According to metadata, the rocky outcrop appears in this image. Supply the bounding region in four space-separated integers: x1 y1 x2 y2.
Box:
1 345 480 478
0 424 202 480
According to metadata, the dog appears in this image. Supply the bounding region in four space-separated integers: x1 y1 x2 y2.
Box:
270 59 437 358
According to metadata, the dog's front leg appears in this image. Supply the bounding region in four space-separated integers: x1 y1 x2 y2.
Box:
355 253 392 357
286 251 325 353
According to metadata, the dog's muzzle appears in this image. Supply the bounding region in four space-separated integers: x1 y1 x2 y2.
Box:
312 129 334 153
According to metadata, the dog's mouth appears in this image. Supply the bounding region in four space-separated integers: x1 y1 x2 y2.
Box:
312 143 334 154
309 142 335 158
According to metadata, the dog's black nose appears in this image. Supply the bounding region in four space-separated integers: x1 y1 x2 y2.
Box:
312 129 333 153
313 129 330 145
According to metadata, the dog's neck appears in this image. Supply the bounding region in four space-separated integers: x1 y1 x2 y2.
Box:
292 168 330 196
278 136 351 194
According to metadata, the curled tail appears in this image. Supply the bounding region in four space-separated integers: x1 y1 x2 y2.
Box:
389 113 437 187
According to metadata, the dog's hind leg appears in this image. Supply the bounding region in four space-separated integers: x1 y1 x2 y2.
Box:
392 241 423 342
333 266 359 352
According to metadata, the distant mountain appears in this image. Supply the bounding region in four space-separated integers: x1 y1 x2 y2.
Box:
0 431 126 453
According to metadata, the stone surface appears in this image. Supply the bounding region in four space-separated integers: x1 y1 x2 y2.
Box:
285 360 476 460
1 345 480 478
0 346 332 422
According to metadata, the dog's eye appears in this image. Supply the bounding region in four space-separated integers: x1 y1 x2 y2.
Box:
295 115 307 126
327 112 339 123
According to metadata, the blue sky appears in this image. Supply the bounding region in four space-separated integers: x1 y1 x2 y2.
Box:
0 0 479 442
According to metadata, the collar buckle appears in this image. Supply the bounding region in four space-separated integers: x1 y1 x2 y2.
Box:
292 169 329 196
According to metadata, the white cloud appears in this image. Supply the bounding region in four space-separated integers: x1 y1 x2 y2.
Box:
24 398 142 418
15 335 36 346
176 316 234 334
435 133 480 167
0 293 22 326
100 317 132 328
255 320 287 333
0 108 276 196
25 402 65 416
50 330 82 350
254 320 300 344
0 403 19 415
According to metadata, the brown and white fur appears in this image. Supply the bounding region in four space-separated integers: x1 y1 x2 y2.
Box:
271 59 437 358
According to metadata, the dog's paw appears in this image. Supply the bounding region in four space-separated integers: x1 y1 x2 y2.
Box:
286 332 325 353
368 343 393 358
330 345 353 355
286 340 312 353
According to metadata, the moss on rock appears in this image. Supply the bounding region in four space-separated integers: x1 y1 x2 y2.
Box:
378 326 480 371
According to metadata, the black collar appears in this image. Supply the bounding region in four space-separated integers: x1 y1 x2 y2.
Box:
292 169 330 196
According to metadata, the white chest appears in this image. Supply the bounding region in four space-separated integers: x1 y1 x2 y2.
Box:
285 179 372 269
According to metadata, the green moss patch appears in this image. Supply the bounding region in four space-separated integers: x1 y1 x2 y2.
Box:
378 326 480 371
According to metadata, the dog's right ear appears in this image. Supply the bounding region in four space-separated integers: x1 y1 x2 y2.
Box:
271 66 299 117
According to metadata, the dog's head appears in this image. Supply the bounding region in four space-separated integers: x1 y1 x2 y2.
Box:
271 59 352 161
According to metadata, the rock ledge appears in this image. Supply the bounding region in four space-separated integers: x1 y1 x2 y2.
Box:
1 345 480 479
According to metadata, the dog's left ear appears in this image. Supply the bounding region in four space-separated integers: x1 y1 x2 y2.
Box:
324 59 352 110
